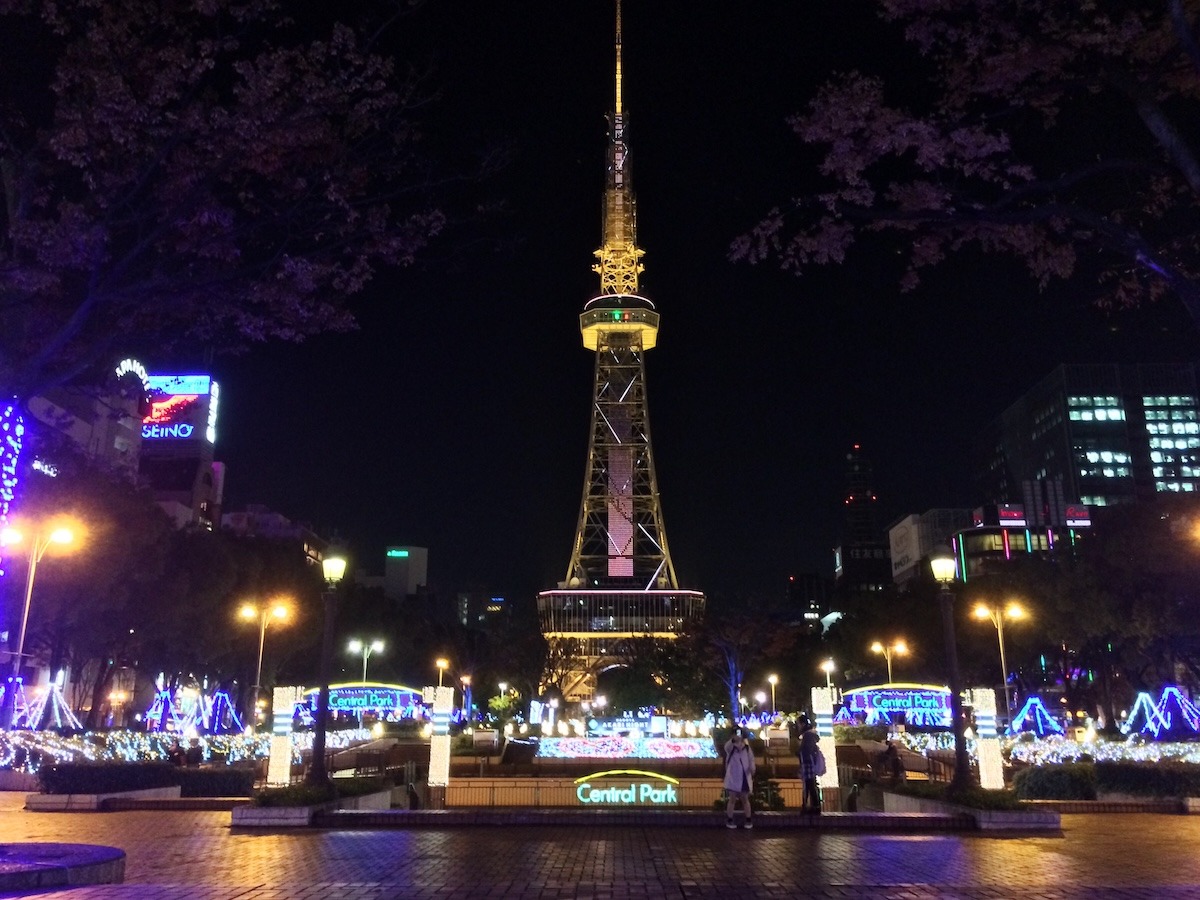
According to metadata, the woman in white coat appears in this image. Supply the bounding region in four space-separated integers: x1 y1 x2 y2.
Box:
723 730 756 829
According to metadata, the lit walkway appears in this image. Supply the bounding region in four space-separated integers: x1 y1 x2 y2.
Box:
1 792 1197 899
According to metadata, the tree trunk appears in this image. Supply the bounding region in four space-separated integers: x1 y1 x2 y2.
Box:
83 658 114 730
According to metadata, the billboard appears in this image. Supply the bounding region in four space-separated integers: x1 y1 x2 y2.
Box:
143 374 220 444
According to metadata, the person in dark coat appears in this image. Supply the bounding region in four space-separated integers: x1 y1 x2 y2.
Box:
797 716 821 814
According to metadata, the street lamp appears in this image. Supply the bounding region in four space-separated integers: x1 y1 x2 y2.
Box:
460 674 472 718
973 600 1026 720
930 545 972 793
434 657 449 687
0 520 77 728
820 658 836 689
347 638 384 682
240 601 289 724
307 551 347 787
767 674 778 714
870 639 908 683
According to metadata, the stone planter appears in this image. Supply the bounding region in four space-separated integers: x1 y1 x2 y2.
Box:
231 789 392 828
882 790 1060 832
25 786 183 812
0 770 39 792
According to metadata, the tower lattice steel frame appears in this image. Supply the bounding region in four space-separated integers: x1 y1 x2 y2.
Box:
537 1 705 702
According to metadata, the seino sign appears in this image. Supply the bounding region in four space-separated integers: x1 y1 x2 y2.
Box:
574 770 679 806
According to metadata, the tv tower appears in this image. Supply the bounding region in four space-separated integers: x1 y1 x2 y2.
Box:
537 1 705 702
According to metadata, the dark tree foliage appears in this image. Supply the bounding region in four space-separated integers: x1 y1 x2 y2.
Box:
734 1 1200 326
0 0 455 401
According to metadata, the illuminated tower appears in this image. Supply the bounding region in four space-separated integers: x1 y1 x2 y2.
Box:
537 1 705 702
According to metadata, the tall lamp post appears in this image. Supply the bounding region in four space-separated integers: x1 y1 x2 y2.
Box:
435 657 449 687
973 601 1025 721
307 552 347 786
870 639 908 683
1 522 76 728
820 658 836 690
767 674 778 714
348 638 384 682
930 545 973 793
241 601 289 726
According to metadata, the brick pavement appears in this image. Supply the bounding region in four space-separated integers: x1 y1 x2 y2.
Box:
1 792 1198 899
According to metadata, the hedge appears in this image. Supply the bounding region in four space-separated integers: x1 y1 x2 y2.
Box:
1012 764 1097 800
892 780 1027 810
254 775 393 807
37 762 256 796
1094 761 1200 798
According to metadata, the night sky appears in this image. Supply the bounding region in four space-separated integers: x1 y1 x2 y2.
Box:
210 3 1200 603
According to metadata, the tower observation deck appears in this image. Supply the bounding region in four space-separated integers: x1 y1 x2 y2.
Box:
537 1 705 702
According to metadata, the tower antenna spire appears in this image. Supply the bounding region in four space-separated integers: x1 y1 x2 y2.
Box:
592 0 644 295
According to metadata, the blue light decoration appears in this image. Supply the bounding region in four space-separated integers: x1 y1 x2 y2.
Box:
0 678 28 729
0 401 25 578
538 737 718 759
1007 696 1065 737
1141 686 1200 741
299 682 425 721
145 687 183 732
1123 691 1168 737
25 680 83 731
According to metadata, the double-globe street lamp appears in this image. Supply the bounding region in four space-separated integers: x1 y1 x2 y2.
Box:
348 638 384 682
930 545 973 793
820 658 836 690
240 601 290 726
870 639 908 683
973 601 1026 721
307 552 347 787
0 520 78 728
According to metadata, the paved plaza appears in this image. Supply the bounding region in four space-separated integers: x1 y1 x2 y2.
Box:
2 792 1198 899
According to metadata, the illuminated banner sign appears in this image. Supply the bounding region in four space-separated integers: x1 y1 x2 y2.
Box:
143 374 219 444
574 770 679 806
302 683 423 716
114 358 150 392
838 684 952 728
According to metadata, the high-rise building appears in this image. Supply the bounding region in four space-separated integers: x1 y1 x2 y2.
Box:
536 3 704 702
384 546 428 600
832 444 890 600
977 363 1200 507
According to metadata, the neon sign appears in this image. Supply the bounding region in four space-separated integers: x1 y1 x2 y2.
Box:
839 684 953 728
574 770 679 806
143 374 217 443
114 358 150 392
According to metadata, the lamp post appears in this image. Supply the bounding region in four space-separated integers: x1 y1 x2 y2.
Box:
820 658 835 690
930 545 972 793
435 657 449 687
307 552 346 786
241 601 289 726
347 638 384 682
767 674 778 714
870 639 908 683
973 601 1025 721
460 674 472 719
1 522 76 728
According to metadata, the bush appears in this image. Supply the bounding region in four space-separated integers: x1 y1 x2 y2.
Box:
38 762 260 797
1012 764 1097 800
176 767 256 797
38 763 179 795
892 780 1027 810
1094 761 1200 798
253 775 393 807
833 725 888 744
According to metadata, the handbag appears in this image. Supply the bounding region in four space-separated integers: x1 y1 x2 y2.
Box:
812 748 827 777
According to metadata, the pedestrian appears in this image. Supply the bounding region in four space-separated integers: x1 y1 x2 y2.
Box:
881 740 904 782
797 715 821 814
722 729 756 829
167 740 186 767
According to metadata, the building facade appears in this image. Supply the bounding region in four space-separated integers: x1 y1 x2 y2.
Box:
977 363 1200 508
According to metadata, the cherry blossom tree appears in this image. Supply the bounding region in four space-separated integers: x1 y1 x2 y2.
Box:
733 0 1200 325
0 0 454 402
